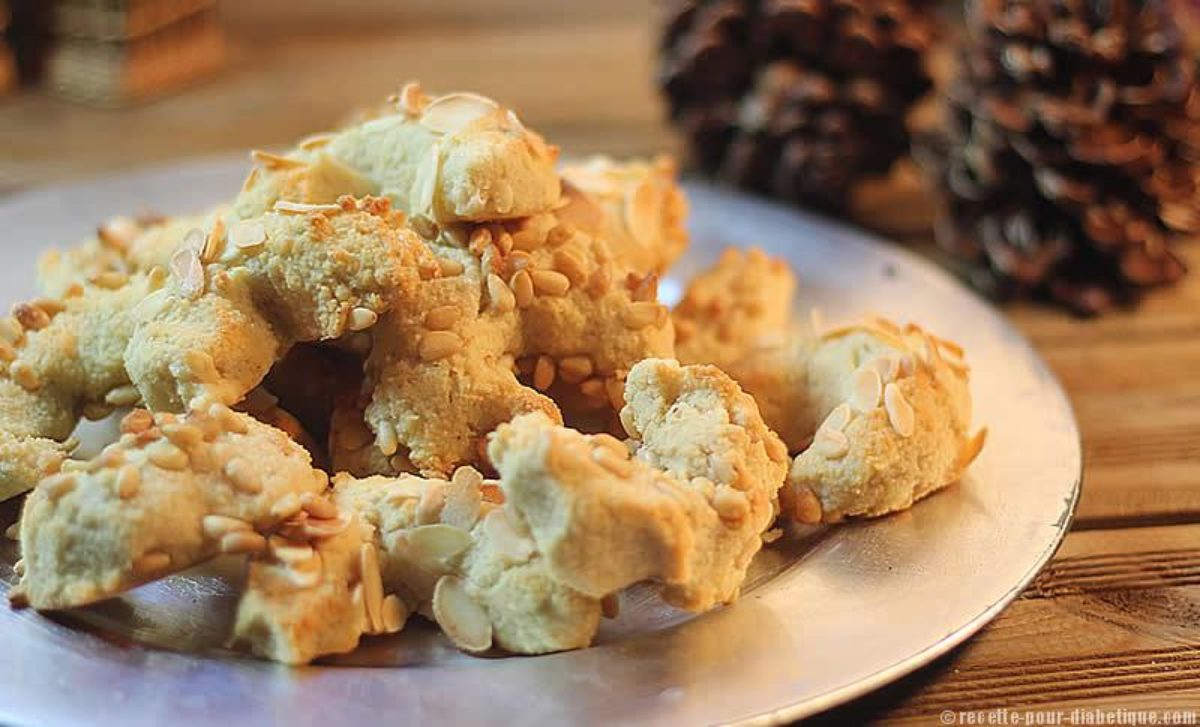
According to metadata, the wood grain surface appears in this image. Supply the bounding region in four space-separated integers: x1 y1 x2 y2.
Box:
0 5 1197 722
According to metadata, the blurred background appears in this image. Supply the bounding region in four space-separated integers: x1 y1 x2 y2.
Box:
0 0 676 194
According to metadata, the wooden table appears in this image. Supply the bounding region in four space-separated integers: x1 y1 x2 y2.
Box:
2 8 1197 721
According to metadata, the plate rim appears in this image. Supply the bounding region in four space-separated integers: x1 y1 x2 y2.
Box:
0 159 1084 726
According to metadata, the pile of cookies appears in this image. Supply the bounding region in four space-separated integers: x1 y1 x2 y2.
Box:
1 83 985 664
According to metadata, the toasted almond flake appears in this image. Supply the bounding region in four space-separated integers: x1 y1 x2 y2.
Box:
884 383 915 437
869 355 899 384
360 543 385 632
133 551 171 576
10 362 41 391
624 179 660 245
510 269 534 308
181 227 205 254
170 246 205 300
414 142 440 219
398 81 426 116
251 149 306 169
419 93 499 135
530 269 570 297
409 523 472 563
417 481 447 524
147 440 188 470
897 354 917 377
483 509 534 561
822 403 852 433
229 220 267 251
960 427 988 467
97 215 140 249
381 594 408 634
556 355 593 384
220 530 267 555
347 307 378 332
621 301 665 329
273 200 341 214
432 575 493 653
848 366 883 413
532 355 556 391
419 330 463 361
812 427 849 459
424 305 461 331
202 514 252 539
298 133 333 150
104 384 141 407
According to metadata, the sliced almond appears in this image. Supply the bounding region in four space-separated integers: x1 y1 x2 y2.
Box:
483 509 534 561
419 93 499 135
273 200 341 214
381 594 409 634
624 179 660 245
432 575 493 653
229 220 267 250
812 427 849 459
170 246 205 300
360 542 385 632
884 383 915 438
408 524 472 564
821 403 852 433
848 366 883 413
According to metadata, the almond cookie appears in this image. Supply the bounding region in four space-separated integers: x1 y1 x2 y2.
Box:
676 250 985 523
0 272 165 500
15 401 329 609
559 155 689 276
235 83 561 225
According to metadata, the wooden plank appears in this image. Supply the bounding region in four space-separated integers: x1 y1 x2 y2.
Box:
0 19 671 190
813 524 1200 722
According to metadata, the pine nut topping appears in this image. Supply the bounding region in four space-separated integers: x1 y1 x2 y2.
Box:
530 269 570 297
419 330 463 360
510 269 534 308
348 307 378 332
533 355 556 391
424 305 460 331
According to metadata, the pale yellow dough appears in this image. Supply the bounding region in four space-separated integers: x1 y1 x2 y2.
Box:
675 248 985 523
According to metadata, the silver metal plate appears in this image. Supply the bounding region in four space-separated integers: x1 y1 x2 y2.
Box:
0 159 1081 726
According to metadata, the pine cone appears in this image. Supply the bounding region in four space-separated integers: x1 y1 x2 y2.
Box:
659 0 935 212
923 0 1198 315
